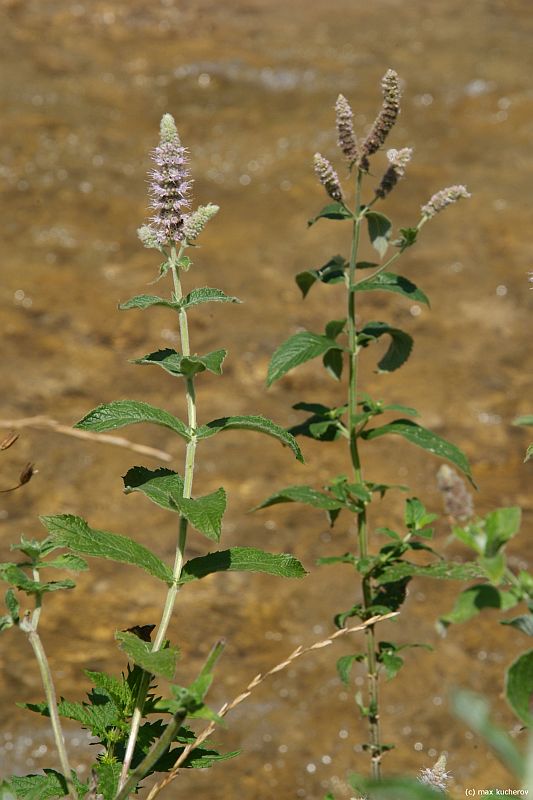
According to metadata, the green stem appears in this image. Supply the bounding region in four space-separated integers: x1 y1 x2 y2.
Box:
347 169 382 779
115 711 187 800
20 612 77 800
118 244 199 794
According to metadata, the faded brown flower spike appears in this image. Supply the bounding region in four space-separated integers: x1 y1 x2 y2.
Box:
359 69 401 171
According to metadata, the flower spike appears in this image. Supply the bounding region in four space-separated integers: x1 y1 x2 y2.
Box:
359 69 401 171
335 94 359 164
313 153 344 203
421 185 471 219
148 113 192 246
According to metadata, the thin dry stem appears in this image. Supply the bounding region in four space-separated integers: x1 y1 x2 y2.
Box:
145 612 398 800
0 417 172 462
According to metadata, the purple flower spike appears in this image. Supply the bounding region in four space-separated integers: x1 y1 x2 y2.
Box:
148 113 192 246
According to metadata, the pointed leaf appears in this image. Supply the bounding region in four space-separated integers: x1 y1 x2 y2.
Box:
295 256 346 297
196 415 303 462
123 466 184 511
119 294 180 311
362 419 474 483
506 649 533 726
5 589 19 621
267 331 338 386
355 272 430 306
74 400 190 441
254 485 342 511
366 211 392 258
7 770 70 800
376 560 485 584
94 761 121 800
440 584 505 626
116 631 179 680
322 348 344 381
37 554 89 572
484 507 521 556
337 653 362 685
513 415 533 426
123 468 226 541
308 203 353 226
132 348 227 377
40 514 173 584
179 547 307 583
170 488 227 542
358 322 413 373
180 287 242 310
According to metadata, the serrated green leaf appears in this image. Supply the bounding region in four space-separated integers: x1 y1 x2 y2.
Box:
451 689 524 778
308 203 353 226
94 761 121 800
37 554 89 572
85 670 133 710
336 653 362 684
119 294 180 311
502 615 533 637
7 770 70 800
170 489 227 542
484 507 521 556
40 514 173 584
5 589 19 622
440 585 504 626
196 415 303 462
0 563 75 595
179 547 307 584
132 348 227 378
123 466 184 511
267 331 338 386
116 631 179 680
366 211 392 258
74 400 190 441
254 485 342 512
295 256 347 297
380 651 404 680
362 419 474 484
377 560 484 584
123 467 226 541
180 287 241 310
358 322 413 373
322 348 344 381
506 650 533 726
355 272 430 306
480 553 506 584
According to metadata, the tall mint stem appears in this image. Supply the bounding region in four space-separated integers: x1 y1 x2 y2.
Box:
20 591 77 800
119 243 198 791
347 169 382 779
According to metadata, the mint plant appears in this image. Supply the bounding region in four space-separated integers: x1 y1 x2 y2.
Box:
0 114 308 800
258 70 478 782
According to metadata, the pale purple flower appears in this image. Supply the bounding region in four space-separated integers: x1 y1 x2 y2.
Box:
335 94 359 163
359 69 402 171
421 185 471 218
148 113 192 246
375 147 413 198
436 465 474 521
313 153 344 203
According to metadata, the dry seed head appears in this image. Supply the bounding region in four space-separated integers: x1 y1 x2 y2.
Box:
418 753 451 793
375 146 413 198
313 152 344 203
436 464 474 521
421 185 471 218
335 93 359 163
359 69 401 171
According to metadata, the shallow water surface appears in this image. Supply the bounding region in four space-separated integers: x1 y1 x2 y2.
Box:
1 1 533 797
